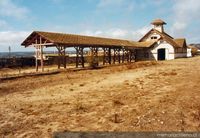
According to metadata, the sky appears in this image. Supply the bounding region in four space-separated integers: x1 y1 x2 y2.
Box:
0 0 200 52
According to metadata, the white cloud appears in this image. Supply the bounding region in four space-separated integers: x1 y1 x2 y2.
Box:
171 0 200 37
80 28 128 39
132 26 151 40
0 0 29 19
0 31 30 46
106 28 128 38
80 26 151 41
172 22 186 32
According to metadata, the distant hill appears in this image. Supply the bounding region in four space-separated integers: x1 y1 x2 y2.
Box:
189 44 200 49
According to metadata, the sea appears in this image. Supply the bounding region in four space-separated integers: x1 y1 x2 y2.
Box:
0 51 77 58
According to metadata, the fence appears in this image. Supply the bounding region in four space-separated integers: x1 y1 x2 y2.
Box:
0 57 35 68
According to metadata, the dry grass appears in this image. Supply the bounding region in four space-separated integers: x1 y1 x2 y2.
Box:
0 57 200 137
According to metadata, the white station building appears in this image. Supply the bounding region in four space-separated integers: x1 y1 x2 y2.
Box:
136 19 190 61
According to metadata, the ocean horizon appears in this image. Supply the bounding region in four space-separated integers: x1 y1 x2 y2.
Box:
0 50 78 58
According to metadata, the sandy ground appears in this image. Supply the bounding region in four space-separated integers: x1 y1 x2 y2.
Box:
0 57 200 137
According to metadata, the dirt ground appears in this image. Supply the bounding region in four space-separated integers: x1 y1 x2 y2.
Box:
0 57 200 138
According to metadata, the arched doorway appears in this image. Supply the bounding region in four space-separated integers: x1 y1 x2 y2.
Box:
157 48 165 60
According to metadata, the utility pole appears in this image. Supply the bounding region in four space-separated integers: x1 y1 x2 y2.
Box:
8 46 11 58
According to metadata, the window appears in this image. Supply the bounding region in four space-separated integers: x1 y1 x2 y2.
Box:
151 36 157 39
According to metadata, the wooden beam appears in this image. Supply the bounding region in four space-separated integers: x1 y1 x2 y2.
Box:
32 43 54 47
35 39 38 72
40 37 44 72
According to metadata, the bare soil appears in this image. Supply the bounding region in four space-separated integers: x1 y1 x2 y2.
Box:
0 57 200 138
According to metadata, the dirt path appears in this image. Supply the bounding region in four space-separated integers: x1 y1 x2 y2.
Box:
0 57 200 137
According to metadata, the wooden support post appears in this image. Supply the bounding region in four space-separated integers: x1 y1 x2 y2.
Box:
63 47 66 69
90 47 99 67
130 50 133 62
118 48 121 63
75 47 84 68
103 48 106 65
108 48 111 64
135 49 137 61
56 46 66 69
35 39 39 72
122 48 125 63
113 48 120 64
127 50 131 62
35 48 38 72
129 49 135 62
57 47 61 69
113 48 116 64
103 47 110 65
40 37 44 72
130 49 136 62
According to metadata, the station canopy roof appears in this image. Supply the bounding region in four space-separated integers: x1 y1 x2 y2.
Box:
21 31 156 48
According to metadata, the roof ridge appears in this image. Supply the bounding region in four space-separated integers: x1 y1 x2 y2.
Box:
35 31 133 42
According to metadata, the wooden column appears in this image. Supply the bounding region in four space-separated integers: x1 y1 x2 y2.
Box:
103 47 110 65
90 47 99 66
35 39 39 72
113 48 116 64
123 49 129 63
108 48 111 64
118 48 121 63
122 48 125 63
113 48 120 64
75 46 84 68
40 37 44 72
57 46 66 69
57 47 61 69
127 50 131 62
130 49 136 62
63 47 66 68
35 47 39 72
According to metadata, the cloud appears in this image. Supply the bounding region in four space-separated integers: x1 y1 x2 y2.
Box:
171 0 200 37
80 26 151 41
0 31 30 47
131 26 151 40
80 28 128 39
0 0 29 19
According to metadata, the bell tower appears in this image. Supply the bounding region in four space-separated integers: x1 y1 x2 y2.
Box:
151 19 166 33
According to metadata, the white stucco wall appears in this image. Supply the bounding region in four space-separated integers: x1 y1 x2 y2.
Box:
187 48 192 57
153 25 164 33
150 41 175 60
